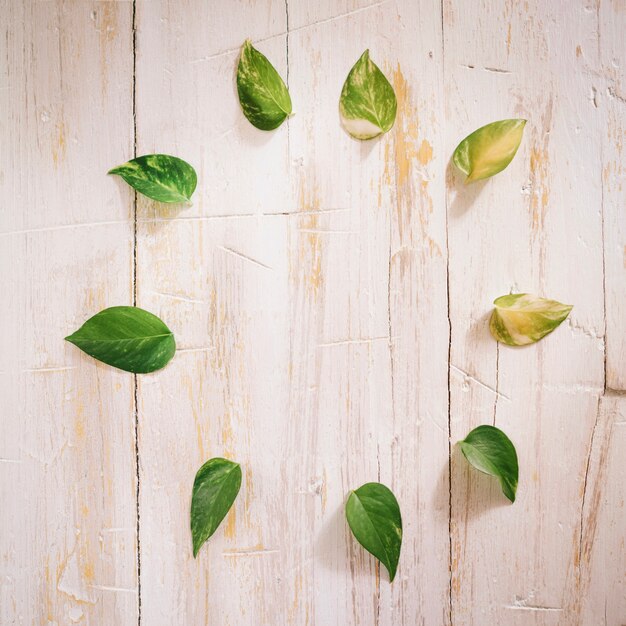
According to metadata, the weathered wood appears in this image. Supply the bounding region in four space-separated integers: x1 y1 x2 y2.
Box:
2 1 624 624
0 1 137 624
133 2 292 624
579 394 626 624
600 0 626 392
444 1 620 624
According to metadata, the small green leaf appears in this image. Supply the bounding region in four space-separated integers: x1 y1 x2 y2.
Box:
459 425 519 503
345 482 402 581
453 119 526 182
108 154 197 203
191 458 242 557
65 306 175 373
490 293 573 346
237 39 292 130
339 50 397 140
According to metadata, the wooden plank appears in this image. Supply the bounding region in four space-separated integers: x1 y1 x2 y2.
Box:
284 2 450 624
133 2 292 624
579 394 626 624
135 0 449 623
0 2 137 624
600 0 626 392
583 2 626 622
443 1 611 624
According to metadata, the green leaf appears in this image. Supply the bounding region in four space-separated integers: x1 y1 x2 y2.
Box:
490 293 573 346
345 482 402 581
339 50 397 140
65 306 176 373
237 39 292 131
459 425 519 503
191 458 242 557
108 154 197 203
452 119 526 182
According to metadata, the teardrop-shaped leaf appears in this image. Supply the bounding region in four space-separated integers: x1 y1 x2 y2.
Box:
237 39 292 131
191 458 242 557
490 293 573 346
345 482 402 581
453 119 526 182
459 425 519 503
65 306 176 373
339 50 397 140
108 154 197 203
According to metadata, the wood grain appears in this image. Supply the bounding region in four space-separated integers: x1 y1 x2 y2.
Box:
0 1 137 625
1 1 624 624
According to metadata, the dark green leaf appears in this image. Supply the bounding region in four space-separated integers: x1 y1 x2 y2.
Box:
108 154 197 203
65 306 175 374
345 482 402 581
191 458 242 557
459 425 519 502
237 39 292 131
452 119 526 182
339 49 397 140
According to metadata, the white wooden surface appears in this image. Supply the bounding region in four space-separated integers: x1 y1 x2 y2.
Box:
1 1 624 625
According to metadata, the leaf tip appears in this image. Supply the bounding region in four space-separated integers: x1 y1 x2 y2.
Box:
503 481 517 503
192 540 202 558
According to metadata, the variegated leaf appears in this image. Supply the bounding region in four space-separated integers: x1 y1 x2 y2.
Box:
453 119 526 182
237 40 292 131
339 50 397 140
490 293 573 346
108 154 197 203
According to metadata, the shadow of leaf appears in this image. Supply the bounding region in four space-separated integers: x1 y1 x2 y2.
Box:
449 441 514 523
446 157 490 218
315 503 349 574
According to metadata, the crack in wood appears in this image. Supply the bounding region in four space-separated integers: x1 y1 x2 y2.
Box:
131 2 141 624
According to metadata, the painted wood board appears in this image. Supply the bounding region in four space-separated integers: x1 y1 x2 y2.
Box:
1 1 624 624
0 2 137 625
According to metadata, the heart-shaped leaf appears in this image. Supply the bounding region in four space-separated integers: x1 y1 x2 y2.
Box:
453 119 526 182
237 39 292 131
490 293 573 346
65 306 176 373
191 458 242 557
339 50 397 140
459 425 519 502
345 482 402 581
108 154 197 203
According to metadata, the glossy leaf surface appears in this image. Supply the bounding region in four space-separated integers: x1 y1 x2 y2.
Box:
453 119 526 182
490 293 573 346
237 39 292 130
191 458 242 557
345 482 402 581
65 306 175 373
459 425 519 503
339 50 397 140
108 154 197 203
